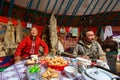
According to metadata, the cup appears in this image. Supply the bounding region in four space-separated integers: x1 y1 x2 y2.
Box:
31 55 38 63
71 58 77 66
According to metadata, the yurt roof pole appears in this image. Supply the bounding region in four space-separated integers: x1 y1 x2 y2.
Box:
101 0 119 26
59 0 73 26
56 0 65 18
87 0 100 26
25 0 33 22
91 0 107 25
88 0 100 19
67 0 84 26
78 0 94 26
0 0 4 15
96 0 114 26
51 0 58 13
7 0 15 17
40 0 51 23
32 0 41 22
33 0 41 16
112 12 120 26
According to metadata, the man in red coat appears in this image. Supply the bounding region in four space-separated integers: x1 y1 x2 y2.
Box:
14 27 49 63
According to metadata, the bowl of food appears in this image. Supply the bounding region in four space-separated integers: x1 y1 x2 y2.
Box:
47 62 68 71
64 66 78 78
45 56 68 71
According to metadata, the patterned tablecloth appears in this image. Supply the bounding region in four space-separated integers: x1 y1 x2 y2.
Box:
0 60 83 80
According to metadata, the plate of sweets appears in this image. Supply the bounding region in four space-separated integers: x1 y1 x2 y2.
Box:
41 67 60 80
25 55 39 66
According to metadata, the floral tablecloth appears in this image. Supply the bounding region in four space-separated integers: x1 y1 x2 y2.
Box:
0 60 83 80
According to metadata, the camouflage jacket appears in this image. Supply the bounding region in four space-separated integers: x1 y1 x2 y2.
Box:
73 40 103 58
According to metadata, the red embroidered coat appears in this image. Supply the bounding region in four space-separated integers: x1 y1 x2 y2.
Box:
14 36 49 59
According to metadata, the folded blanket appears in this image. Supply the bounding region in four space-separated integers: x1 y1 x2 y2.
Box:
0 55 14 68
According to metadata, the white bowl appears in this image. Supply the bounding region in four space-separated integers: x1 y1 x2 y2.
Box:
64 66 78 78
50 78 59 80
